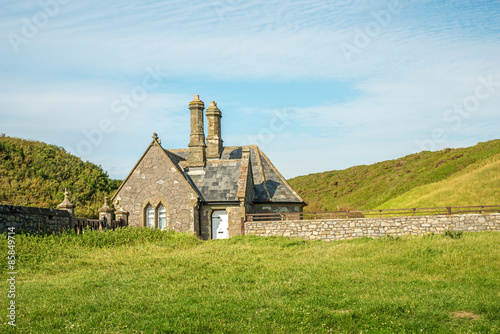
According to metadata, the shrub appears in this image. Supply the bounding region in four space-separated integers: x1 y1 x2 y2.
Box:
444 230 463 239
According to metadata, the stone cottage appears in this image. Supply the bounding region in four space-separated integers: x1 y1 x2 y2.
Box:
112 95 306 239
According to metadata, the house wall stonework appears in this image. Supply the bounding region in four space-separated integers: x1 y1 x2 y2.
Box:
113 145 199 232
245 213 500 241
227 205 245 238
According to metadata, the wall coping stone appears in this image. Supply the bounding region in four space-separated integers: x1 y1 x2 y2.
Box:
0 205 71 217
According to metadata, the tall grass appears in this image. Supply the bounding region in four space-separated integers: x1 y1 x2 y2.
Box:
1 229 499 333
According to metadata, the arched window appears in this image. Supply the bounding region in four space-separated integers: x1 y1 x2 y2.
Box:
158 205 167 230
146 205 154 228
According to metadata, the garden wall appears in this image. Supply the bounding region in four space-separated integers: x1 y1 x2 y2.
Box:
0 205 72 234
245 213 500 241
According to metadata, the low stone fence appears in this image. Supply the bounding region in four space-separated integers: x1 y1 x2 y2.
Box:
245 213 500 241
0 205 72 234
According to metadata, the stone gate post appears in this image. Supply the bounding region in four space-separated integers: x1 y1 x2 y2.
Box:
57 189 75 230
115 205 129 226
99 197 114 229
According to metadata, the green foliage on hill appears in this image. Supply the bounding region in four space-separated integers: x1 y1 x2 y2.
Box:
0 136 121 218
288 139 500 212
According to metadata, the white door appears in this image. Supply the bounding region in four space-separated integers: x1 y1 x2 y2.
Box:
212 210 229 239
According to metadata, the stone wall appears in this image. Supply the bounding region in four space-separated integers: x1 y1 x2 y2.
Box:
245 214 500 241
0 205 72 234
227 205 244 238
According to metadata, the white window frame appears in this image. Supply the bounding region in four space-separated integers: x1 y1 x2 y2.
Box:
158 205 167 230
146 205 155 228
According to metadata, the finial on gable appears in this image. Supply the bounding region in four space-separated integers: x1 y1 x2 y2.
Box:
152 132 162 145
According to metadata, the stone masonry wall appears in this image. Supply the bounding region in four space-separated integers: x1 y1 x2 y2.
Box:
0 205 72 234
113 144 199 232
245 214 500 241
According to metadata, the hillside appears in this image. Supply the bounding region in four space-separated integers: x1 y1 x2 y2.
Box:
0 135 121 218
288 139 500 212
378 153 500 209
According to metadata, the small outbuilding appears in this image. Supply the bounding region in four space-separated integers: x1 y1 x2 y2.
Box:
112 95 306 239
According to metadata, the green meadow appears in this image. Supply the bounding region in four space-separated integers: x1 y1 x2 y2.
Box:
1 228 499 333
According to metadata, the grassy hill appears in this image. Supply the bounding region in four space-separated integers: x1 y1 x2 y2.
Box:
1 229 499 333
288 139 500 212
379 153 500 209
0 135 121 218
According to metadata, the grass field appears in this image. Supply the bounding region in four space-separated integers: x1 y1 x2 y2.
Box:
1 228 500 333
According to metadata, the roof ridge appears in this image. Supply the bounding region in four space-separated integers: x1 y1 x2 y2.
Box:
167 148 188 152
251 145 271 201
236 151 251 200
165 149 187 161
206 159 241 164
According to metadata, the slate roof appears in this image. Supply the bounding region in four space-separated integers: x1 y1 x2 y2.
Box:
185 161 241 202
167 146 305 204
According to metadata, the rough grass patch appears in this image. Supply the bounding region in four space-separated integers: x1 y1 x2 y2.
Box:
452 312 481 320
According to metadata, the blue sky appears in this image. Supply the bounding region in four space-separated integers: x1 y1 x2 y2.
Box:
1 0 499 180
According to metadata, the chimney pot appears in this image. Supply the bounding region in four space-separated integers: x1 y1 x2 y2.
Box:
188 95 206 167
206 100 223 159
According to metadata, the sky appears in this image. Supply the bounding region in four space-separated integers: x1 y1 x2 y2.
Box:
1 0 499 180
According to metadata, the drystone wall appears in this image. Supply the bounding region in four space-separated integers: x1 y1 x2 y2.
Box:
0 205 72 234
245 213 500 241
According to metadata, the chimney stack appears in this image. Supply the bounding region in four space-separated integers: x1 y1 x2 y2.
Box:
206 101 223 159
188 94 206 167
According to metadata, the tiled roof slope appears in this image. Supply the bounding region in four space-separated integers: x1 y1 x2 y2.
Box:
167 146 305 204
186 161 241 202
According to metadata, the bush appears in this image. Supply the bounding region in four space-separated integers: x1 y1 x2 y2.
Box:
444 229 463 239
0 136 121 218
